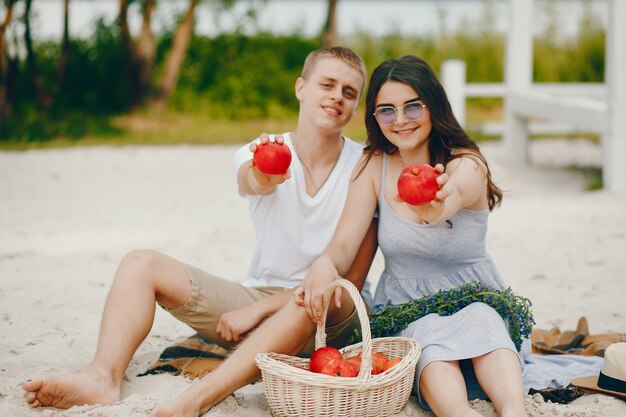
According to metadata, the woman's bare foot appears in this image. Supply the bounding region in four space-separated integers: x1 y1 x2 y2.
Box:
22 368 120 409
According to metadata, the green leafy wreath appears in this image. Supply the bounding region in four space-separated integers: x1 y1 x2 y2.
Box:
353 281 535 351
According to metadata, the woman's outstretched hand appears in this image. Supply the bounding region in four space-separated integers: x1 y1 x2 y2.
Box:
395 163 451 222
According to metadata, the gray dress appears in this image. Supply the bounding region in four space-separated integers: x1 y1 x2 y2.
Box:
373 154 520 408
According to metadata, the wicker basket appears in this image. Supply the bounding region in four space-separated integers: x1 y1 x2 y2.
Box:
255 279 421 417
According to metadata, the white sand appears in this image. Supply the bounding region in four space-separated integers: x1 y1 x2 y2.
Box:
1 139 625 416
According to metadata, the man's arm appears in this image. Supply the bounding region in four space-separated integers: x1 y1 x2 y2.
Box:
216 288 297 342
237 161 289 196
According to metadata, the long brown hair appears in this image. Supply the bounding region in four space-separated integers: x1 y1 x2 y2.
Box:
361 55 502 210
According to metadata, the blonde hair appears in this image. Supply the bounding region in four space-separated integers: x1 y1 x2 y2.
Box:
301 47 367 94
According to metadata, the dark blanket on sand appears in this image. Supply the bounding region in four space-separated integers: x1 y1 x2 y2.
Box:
138 334 230 380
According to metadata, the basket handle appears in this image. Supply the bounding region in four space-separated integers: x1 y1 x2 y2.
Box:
314 278 373 376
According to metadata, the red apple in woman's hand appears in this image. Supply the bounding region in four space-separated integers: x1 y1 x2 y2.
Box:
397 164 439 205
253 141 292 175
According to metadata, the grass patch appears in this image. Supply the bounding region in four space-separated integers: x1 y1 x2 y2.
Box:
0 111 302 150
466 97 504 124
0 108 375 150
108 111 301 145
571 166 604 191
530 131 601 144
0 102 603 151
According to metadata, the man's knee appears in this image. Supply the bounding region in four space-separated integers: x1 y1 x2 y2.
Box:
282 298 307 318
115 250 191 309
119 249 166 281
117 249 171 286
280 300 315 329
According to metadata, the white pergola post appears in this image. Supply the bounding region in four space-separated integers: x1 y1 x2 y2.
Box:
604 0 626 193
441 60 467 127
503 0 533 163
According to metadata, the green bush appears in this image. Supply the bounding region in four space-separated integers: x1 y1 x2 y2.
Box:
170 33 316 118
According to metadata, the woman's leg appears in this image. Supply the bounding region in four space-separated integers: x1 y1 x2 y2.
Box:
23 250 192 409
472 348 528 417
420 360 482 417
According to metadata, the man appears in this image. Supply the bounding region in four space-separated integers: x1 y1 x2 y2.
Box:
24 47 376 417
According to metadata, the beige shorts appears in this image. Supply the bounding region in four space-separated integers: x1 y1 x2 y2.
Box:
162 263 361 356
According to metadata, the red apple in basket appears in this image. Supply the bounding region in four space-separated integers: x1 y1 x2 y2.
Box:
309 346 343 373
371 352 389 375
253 141 292 175
350 352 389 375
345 355 362 371
383 357 402 372
397 164 439 206
320 357 358 377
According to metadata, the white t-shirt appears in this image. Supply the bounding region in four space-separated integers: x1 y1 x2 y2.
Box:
233 132 364 288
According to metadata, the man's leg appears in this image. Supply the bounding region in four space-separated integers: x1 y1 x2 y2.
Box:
23 250 192 409
153 289 357 417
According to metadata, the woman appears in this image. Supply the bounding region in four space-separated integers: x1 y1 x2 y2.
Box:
296 55 529 417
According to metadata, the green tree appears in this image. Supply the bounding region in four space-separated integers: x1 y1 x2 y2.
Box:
119 0 156 108
150 0 198 110
0 0 14 122
321 0 338 47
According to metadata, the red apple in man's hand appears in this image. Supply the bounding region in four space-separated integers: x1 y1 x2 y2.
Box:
253 141 292 175
319 357 358 377
309 346 343 373
397 164 439 206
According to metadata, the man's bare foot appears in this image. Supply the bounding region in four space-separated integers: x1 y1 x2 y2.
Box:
22 368 120 409
152 382 219 417
153 403 203 417
152 396 204 417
